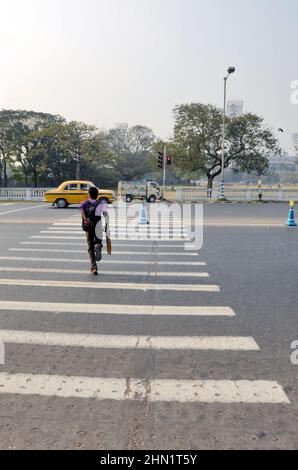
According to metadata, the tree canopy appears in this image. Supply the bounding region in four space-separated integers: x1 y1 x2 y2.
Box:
0 111 156 188
0 105 282 189
172 103 281 188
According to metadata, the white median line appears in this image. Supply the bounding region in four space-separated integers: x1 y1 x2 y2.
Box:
0 301 230 316
0 256 206 266
0 204 46 216
0 267 210 278
0 278 220 292
204 223 283 227
0 373 289 403
10 248 197 256
0 330 259 351
157 272 208 277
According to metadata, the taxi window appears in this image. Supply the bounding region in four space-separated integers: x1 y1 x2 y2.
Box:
64 184 78 191
80 184 90 191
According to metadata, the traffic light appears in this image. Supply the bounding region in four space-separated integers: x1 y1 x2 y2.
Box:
166 155 172 166
157 152 163 169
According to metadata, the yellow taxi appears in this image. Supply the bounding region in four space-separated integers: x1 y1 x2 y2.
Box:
44 180 115 208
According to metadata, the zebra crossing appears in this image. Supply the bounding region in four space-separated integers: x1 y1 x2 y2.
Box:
0 210 290 405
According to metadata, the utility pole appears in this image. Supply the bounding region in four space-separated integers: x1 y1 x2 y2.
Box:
219 67 236 201
163 145 167 198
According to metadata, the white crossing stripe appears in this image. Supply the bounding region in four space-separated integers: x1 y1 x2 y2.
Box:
53 222 185 227
0 301 233 316
40 231 90 235
0 330 260 351
48 230 189 235
0 256 206 266
0 373 290 403
49 226 188 231
30 236 191 241
0 278 220 292
65 219 283 228
10 248 197 257
0 267 210 278
40 231 190 236
21 242 193 249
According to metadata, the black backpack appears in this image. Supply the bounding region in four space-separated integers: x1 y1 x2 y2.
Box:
82 201 101 231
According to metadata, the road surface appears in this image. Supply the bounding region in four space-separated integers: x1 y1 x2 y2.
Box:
0 202 297 450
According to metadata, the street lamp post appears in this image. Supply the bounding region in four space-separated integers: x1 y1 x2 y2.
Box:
219 66 236 200
163 145 167 198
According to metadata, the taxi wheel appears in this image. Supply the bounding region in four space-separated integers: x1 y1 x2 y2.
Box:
56 198 68 209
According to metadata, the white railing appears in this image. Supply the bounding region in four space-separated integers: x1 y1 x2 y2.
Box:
2 186 298 203
0 188 49 201
176 187 298 202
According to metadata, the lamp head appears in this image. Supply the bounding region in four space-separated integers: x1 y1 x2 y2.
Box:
228 67 236 75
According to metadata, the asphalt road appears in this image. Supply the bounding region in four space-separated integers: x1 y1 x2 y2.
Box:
0 202 297 450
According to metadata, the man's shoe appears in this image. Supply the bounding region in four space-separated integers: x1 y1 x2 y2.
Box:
95 244 102 262
91 266 98 275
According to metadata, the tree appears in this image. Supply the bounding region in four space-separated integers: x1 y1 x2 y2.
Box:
1 110 156 188
0 112 15 187
29 123 76 185
55 121 97 180
77 130 115 186
1 110 64 187
172 103 281 189
107 124 155 181
30 123 113 186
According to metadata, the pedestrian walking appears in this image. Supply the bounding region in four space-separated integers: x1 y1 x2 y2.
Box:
257 180 263 202
80 186 108 275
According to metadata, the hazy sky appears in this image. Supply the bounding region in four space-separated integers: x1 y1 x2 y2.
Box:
1 0 297 153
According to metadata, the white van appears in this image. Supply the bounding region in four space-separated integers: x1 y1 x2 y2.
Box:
118 181 162 203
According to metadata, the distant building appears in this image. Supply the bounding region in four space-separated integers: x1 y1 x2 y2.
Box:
227 100 244 118
292 133 298 149
268 154 297 174
114 122 128 131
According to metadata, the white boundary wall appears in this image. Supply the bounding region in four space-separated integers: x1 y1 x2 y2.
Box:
176 187 298 202
1 187 298 202
0 188 49 201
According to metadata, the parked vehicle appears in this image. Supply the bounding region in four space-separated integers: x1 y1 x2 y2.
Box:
44 180 115 208
118 181 162 203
